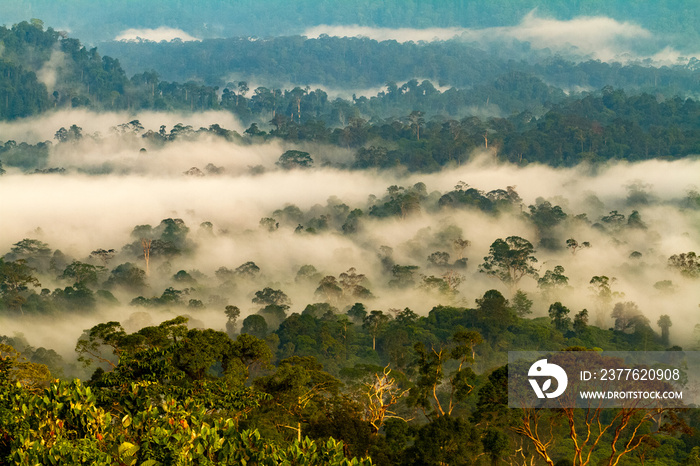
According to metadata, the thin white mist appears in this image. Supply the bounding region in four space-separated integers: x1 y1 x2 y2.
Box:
1 125 699 359
114 27 201 42
304 11 697 65
0 109 245 144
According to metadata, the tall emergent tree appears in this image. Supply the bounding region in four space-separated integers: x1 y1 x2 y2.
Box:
657 314 672 346
479 236 538 292
225 305 241 337
276 150 313 169
668 252 699 278
408 330 482 419
548 302 571 332
363 310 390 350
0 259 41 314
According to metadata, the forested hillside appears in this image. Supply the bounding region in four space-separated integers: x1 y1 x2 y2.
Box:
2 22 700 171
1 14 700 466
99 35 700 92
2 172 699 463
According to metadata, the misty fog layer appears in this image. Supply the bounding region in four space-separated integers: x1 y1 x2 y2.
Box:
115 27 201 42
304 12 696 65
4 5 700 465
0 109 245 145
1 118 699 359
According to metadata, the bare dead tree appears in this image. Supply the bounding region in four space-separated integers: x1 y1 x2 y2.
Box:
363 365 410 434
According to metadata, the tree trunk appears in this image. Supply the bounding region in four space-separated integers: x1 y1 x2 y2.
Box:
142 239 152 275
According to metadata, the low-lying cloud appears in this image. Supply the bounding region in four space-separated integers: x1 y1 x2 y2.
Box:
0 109 244 144
304 11 696 64
115 27 201 42
1 113 699 360
304 25 466 43
36 49 67 91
